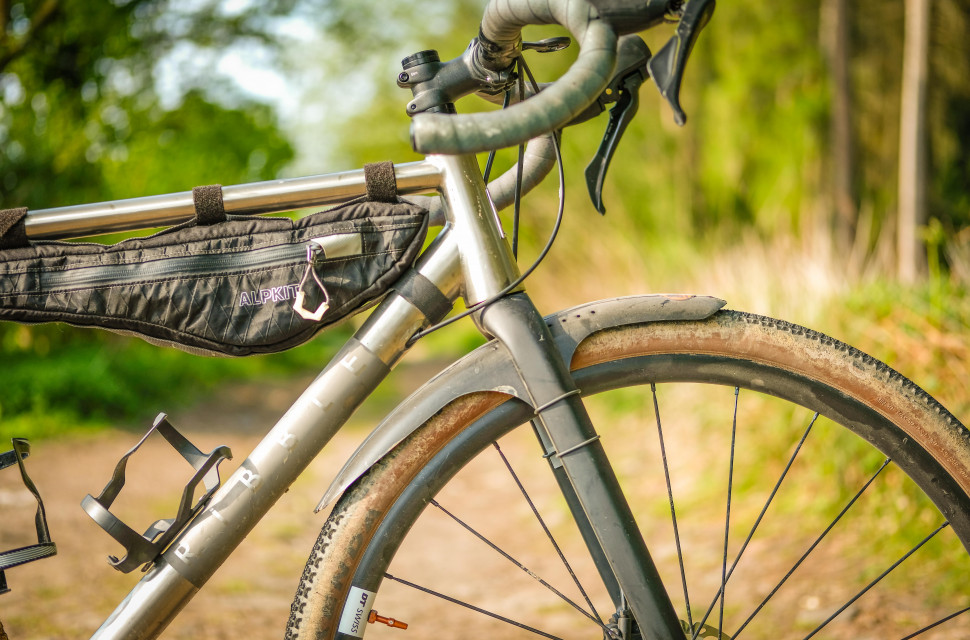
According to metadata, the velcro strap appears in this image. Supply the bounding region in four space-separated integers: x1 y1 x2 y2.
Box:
0 447 23 471
0 541 57 595
0 439 56 591
192 185 227 225
393 268 452 324
0 207 29 250
364 161 398 203
0 542 57 572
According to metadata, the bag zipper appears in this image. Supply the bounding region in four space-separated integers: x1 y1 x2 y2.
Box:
38 242 308 292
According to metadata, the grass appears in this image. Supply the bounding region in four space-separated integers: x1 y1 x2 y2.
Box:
835 279 970 419
0 308 487 442
0 323 351 441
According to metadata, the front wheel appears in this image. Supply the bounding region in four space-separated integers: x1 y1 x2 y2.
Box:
287 310 970 640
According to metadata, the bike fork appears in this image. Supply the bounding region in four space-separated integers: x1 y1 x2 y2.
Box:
479 293 684 640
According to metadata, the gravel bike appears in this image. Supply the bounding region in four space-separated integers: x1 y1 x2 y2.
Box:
1 0 968 639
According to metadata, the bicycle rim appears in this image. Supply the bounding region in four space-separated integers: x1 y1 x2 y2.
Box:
287 310 970 640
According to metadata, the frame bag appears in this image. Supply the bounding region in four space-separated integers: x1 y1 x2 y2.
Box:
0 167 428 356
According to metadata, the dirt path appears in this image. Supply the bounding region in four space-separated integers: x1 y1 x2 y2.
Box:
0 372 406 640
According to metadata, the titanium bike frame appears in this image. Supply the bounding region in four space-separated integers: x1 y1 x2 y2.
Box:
26 155 685 640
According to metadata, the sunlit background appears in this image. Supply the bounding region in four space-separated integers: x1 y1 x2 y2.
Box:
1 1 969 637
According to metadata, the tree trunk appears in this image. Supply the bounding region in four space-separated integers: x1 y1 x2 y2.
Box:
897 0 931 283
821 0 856 256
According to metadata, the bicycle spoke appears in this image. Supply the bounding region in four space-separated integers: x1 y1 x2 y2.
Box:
650 383 693 629
693 412 820 633
429 498 605 629
491 441 603 625
690 387 740 640
801 521 951 640
383 572 565 640
717 387 740 636
899 605 970 639
733 457 892 638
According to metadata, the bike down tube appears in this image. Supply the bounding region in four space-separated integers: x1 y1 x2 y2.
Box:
90 171 460 640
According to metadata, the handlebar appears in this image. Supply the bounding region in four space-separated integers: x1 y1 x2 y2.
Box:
410 0 618 155
408 0 713 157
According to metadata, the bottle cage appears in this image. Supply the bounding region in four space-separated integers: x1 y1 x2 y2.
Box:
82 414 232 573
0 439 57 596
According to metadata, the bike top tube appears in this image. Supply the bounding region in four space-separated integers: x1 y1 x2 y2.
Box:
21 161 444 242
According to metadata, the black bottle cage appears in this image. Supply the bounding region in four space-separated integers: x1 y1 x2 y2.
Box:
81 414 232 573
0 439 57 595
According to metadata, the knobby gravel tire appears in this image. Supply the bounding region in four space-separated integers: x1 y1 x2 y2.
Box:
286 310 970 640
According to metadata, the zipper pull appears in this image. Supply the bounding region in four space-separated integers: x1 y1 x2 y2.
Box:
293 240 331 322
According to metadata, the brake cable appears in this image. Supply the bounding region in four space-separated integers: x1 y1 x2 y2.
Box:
512 61 527 259
482 91 513 183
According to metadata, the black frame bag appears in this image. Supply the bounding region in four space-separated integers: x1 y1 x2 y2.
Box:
0 180 428 357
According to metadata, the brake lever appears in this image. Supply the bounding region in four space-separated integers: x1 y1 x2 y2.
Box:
581 35 651 214
585 73 644 214
647 0 716 126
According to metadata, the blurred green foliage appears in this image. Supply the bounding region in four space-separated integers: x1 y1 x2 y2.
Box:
1 0 969 439
0 324 356 438
0 0 301 438
325 0 970 247
0 0 298 207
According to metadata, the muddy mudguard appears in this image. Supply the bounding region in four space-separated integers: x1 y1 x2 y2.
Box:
316 294 725 511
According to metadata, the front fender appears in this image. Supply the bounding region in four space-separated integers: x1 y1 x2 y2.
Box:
315 294 725 511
